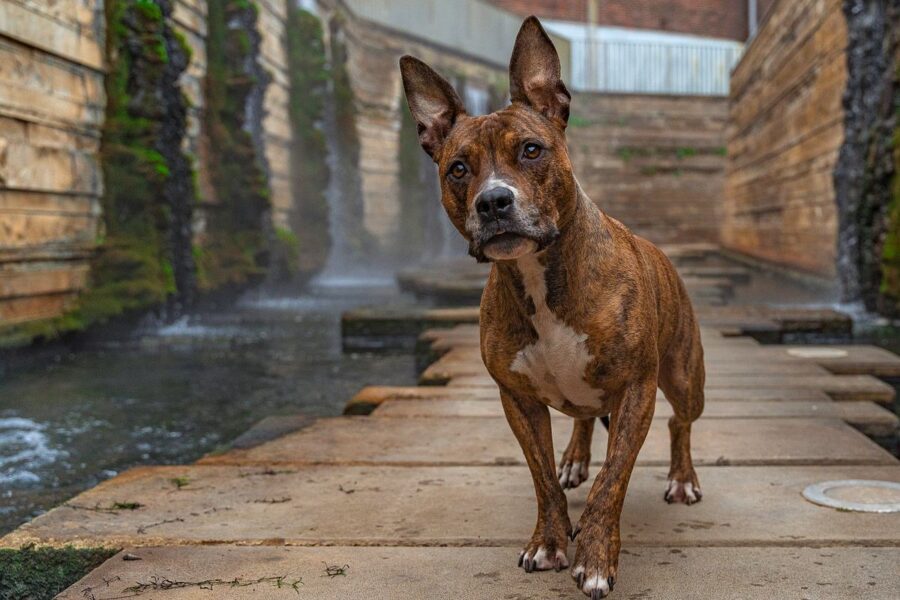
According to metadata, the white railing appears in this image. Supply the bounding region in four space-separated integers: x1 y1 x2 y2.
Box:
568 38 743 96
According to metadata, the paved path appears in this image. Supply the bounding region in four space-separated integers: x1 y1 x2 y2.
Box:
5 312 900 597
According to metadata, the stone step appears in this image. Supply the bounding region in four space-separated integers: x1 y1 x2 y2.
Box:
7 465 899 548
371 398 898 437
344 306 852 350
419 357 832 384
60 545 900 600
199 416 895 467
443 374 896 403
347 385 838 413
421 335 900 376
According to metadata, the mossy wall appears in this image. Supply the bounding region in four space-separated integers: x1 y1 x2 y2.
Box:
198 0 272 290
836 0 900 314
2 0 198 346
326 17 373 264
284 5 330 280
871 3 900 314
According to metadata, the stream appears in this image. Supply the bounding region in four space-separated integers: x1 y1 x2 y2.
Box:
0 284 418 535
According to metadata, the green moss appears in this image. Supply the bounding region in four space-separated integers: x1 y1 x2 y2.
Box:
272 226 301 276
201 0 272 291
877 83 900 303
0 545 118 600
567 114 591 128
3 0 197 346
284 6 330 278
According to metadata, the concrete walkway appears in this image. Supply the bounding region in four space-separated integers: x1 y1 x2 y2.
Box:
4 255 900 598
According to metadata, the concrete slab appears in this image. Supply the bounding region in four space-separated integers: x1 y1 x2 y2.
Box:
421 343 900 378
60 546 900 600
351 385 837 406
371 398 898 436
419 356 831 384
7 465 900 548
199 416 895 467
444 374 897 403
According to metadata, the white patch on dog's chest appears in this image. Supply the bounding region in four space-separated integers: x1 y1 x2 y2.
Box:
509 255 603 410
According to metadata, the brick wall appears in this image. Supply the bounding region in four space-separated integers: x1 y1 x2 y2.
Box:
722 0 847 278
487 0 751 41
568 93 728 244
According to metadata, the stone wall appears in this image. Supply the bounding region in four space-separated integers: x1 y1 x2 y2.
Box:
325 1 507 250
171 0 210 201
722 0 847 278
568 93 728 244
0 0 299 333
255 0 293 230
328 1 729 252
0 1 106 326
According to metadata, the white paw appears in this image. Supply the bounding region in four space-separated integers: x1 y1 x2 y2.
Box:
559 460 589 489
664 479 702 505
519 545 569 572
573 565 612 598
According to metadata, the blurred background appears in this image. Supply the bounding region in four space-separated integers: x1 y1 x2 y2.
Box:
0 0 897 535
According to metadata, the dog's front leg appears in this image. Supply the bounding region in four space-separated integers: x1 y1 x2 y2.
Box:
571 379 656 598
499 386 571 572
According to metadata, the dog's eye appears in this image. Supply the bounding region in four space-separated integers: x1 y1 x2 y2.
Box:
522 143 542 160
449 161 468 179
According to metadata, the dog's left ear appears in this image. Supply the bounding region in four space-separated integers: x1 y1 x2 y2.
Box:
509 16 571 129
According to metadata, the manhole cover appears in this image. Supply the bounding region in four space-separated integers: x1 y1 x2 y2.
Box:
787 348 849 359
802 480 900 513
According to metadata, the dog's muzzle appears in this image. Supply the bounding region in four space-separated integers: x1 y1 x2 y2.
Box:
467 188 559 262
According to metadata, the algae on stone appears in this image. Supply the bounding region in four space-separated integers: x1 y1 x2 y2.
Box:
199 0 272 290
284 6 330 280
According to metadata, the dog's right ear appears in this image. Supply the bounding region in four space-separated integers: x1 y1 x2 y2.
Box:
400 56 466 159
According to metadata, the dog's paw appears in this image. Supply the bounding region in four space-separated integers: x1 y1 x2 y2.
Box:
570 519 619 598
559 459 589 490
572 566 614 599
518 543 569 573
664 479 702 505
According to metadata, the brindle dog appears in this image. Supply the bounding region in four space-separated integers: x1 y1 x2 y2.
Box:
400 16 705 599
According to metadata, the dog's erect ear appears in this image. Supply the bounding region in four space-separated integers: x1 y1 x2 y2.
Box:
400 56 466 159
509 16 570 129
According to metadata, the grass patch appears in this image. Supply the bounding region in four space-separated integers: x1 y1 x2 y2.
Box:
169 476 191 490
0 545 117 600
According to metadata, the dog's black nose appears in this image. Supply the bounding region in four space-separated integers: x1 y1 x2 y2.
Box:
475 187 515 221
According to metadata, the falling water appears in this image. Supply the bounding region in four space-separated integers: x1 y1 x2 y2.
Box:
311 23 393 288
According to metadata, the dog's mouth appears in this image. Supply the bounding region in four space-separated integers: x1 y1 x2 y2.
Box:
481 231 538 261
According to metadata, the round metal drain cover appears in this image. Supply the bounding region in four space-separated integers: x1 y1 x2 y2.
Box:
787 348 849 359
802 480 900 513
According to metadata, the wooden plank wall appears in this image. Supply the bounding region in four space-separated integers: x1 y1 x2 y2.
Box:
722 0 847 277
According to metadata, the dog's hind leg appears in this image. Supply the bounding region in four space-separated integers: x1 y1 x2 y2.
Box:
559 418 594 490
658 322 705 505
500 386 571 573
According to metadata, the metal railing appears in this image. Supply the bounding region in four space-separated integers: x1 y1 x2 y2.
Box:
569 39 743 96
